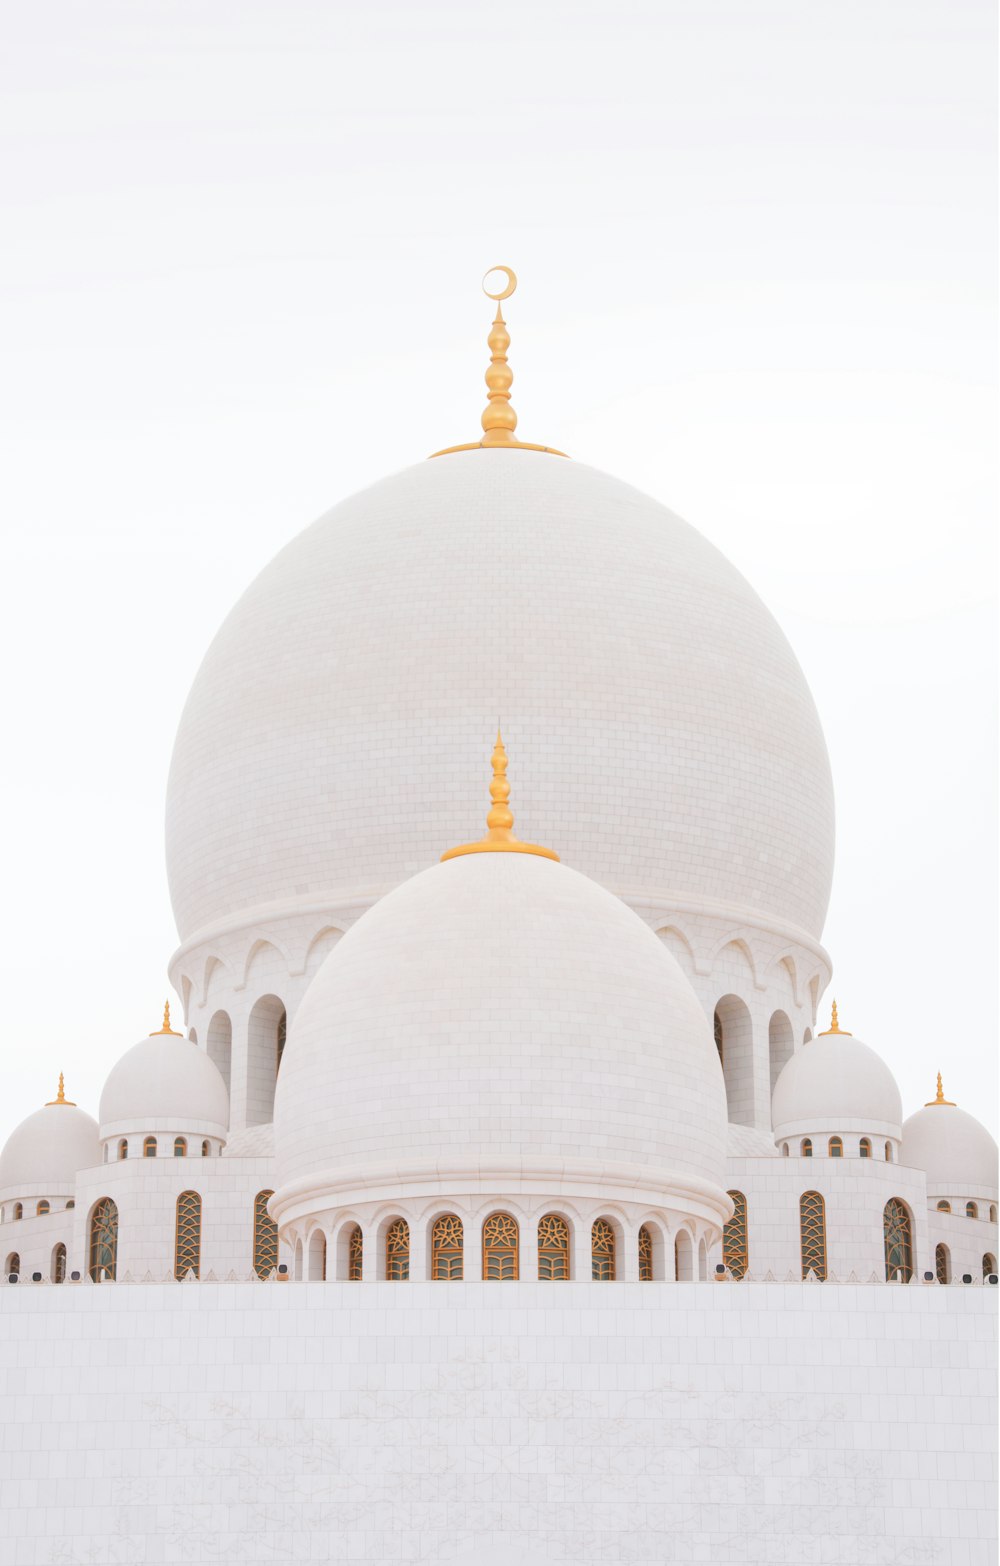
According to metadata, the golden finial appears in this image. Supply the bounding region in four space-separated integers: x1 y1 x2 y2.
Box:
430 268 567 458
818 999 851 1036
45 1072 75 1107
150 1000 181 1036
926 1072 956 1107
441 729 559 862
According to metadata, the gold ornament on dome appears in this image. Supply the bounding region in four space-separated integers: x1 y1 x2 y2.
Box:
150 1000 181 1036
431 267 567 458
46 1072 75 1106
818 999 851 1036
925 1072 956 1107
441 730 558 862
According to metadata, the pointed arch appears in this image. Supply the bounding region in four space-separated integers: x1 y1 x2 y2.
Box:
935 1243 950 1285
883 1198 913 1282
174 1190 202 1280
714 994 755 1126
656 925 696 974
206 1010 233 1096
246 994 286 1125
711 935 760 989
88 1197 119 1282
768 1010 794 1095
304 926 344 973
51 1243 67 1284
241 938 290 990
799 1191 827 1280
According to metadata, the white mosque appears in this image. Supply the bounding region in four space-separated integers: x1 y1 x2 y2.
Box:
0 271 995 1566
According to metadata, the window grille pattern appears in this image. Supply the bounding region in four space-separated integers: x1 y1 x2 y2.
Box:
174 1137 186 1157
883 1198 913 1282
174 1190 202 1280
431 1214 463 1279
638 1224 653 1281
591 1218 616 1280
6 1253 19 1276
252 1190 278 1278
859 1138 871 1158
143 1137 156 1158
984 1254 997 1280
828 1137 843 1158
538 1213 570 1279
37 1200 50 1215
935 1243 950 1285
799 1190 827 1280
966 1202 978 1219
348 1225 363 1280
386 1218 410 1280
483 1212 518 1279
52 1244 67 1284
88 1197 118 1282
801 1139 812 1157
723 1191 749 1279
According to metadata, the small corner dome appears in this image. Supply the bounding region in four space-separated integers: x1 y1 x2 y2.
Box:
771 1024 902 1138
272 851 729 1224
0 1098 100 1195
902 1100 998 1196
99 1021 229 1135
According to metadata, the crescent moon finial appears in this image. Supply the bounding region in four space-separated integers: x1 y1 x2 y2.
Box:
482 265 517 303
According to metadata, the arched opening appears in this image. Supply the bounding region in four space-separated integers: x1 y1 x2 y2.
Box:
5 1252 19 1277
674 1230 694 1281
173 1137 187 1158
201 1140 210 1157
713 995 755 1126
883 1198 913 1282
801 1138 813 1157
252 1190 278 1279
768 1011 794 1096
723 1191 749 1279
966 1201 978 1220
698 1238 709 1280
37 1200 50 1215
638 1225 653 1281
937 1200 951 1213
65 1200 74 1210
884 1141 893 1162
246 996 286 1125
117 1139 128 1160
591 1218 616 1280
935 1243 950 1285
88 1197 119 1282
829 1136 843 1158
991 1205 997 1223
174 1190 202 1280
293 1239 304 1281
860 1138 871 1158
538 1213 570 1279
143 1136 156 1158
482 1213 518 1280
12 1203 22 1221
51 1244 66 1284
385 1218 410 1280
799 1191 827 1280
348 1225 363 1281
307 1229 327 1281
206 1010 232 1098
431 1214 463 1279
984 1254 997 1280
782 1143 789 1156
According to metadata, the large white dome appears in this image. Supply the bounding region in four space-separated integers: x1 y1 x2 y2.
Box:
272 850 729 1224
771 1029 902 1139
902 1103 998 1196
166 450 834 945
0 1099 100 1197
99 1031 229 1136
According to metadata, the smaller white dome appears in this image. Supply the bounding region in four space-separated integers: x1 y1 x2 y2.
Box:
902 1100 998 1197
0 1095 100 1196
99 1023 229 1137
771 1024 902 1140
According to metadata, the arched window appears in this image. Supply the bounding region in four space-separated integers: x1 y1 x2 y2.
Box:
201 1140 210 1157
883 1198 913 1283
829 1137 843 1158
884 1141 893 1162
482 1213 518 1280
174 1190 202 1280
799 1191 827 1280
37 1200 50 1215
307 1229 326 1281
859 1138 871 1158
385 1218 410 1280
13 1203 22 1220
674 1230 693 1281
984 1254 997 1280
51 1244 66 1284
937 1199 951 1213
6 1253 20 1276
117 1139 128 1160
252 1190 278 1279
348 1225 363 1281
143 1136 156 1159
800 1139 813 1158
538 1214 570 1279
431 1214 463 1279
591 1218 616 1280
935 1243 950 1285
88 1197 119 1282
65 1200 74 1210
723 1191 749 1279
991 1205 997 1224
782 1143 789 1157
966 1201 978 1220
173 1137 187 1158
638 1225 653 1281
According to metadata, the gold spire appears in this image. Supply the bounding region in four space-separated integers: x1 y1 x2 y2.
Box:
45 1072 75 1107
925 1072 956 1107
818 999 851 1036
431 267 567 458
150 1000 181 1037
441 730 559 862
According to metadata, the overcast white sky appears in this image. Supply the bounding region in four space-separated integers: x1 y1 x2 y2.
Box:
1 1 996 1141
